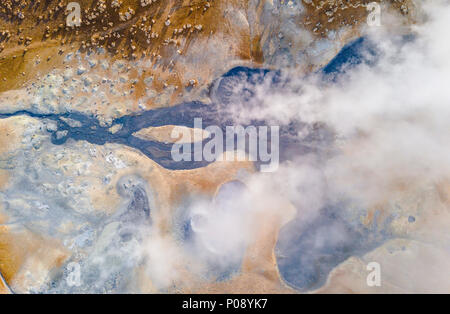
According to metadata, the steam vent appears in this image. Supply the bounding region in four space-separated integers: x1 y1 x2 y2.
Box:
1 0 450 294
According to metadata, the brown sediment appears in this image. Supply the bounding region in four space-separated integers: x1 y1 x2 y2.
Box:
0 0 255 98
0 226 26 284
168 159 255 204
0 270 11 294
0 0 414 77
250 34 264 63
